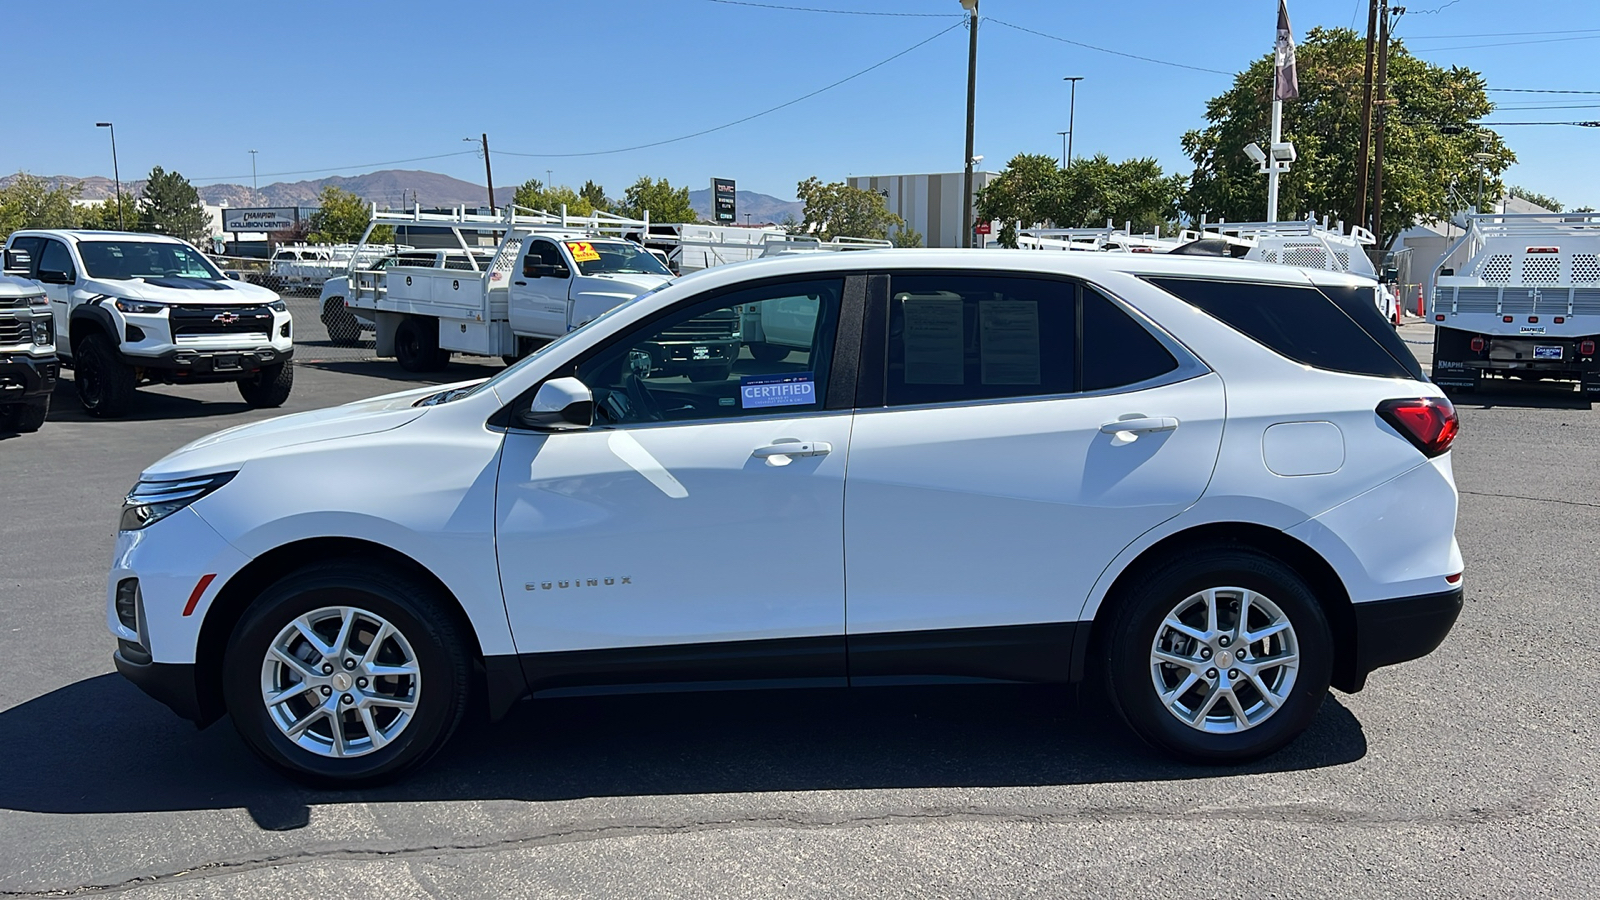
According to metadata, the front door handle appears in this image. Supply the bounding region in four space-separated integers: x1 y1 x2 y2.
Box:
753 440 832 460
1100 416 1179 436
513 280 527 286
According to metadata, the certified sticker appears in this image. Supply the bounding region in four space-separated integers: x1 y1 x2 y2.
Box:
740 372 816 409
565 241 601 263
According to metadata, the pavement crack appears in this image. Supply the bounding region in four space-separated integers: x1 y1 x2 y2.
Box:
1460 489 1600 510
0 799 1549 897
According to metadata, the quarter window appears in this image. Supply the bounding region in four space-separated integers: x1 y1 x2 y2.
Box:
1082 287 1179 391
885 275 1076 406
575 278 843 426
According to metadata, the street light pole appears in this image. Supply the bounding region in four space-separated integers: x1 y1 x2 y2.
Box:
1056 131 1069 170
249 149 258 195
1063 76 1083 167
960 0 978 249
95 122 124 230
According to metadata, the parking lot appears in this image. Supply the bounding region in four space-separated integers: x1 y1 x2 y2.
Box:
1 324 1597 898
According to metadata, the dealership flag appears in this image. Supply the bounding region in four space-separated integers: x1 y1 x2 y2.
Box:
1275 0 1300 101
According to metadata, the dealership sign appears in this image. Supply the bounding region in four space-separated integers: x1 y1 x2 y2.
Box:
221 207 299 232
712 178 736 224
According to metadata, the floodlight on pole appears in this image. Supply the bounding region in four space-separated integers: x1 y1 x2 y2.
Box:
249 149 258 194
1062 76 1083 167
95 122 124 231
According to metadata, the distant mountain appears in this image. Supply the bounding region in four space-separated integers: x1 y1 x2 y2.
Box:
5 170 804 224
688 188 802 225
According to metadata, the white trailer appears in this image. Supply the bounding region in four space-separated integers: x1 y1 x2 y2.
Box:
1429 212 1600 394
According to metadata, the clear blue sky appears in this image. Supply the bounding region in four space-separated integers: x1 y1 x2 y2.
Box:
5 0 1597 209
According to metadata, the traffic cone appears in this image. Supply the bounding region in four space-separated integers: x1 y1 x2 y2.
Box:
1393 290 1403 326
1416 285 1425 318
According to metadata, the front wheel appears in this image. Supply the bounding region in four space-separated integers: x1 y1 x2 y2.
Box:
238 362 294 408
223 563 471 786
1104 548 1332 765
2 396 49 433
322 298 361 346
74 333 138 418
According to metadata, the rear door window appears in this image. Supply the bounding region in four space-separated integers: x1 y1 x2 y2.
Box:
1144 277 1420 380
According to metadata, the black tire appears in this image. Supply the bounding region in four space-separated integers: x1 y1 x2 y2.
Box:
237 361 294 408
747 342 789 363
395 317 449 373
74 332 138 418
8 396 49 433
322 298 361 346
1103 547 1332 765
689 364 733 383
223 562 472 787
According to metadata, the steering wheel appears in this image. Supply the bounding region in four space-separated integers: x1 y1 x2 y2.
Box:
625 374 664 422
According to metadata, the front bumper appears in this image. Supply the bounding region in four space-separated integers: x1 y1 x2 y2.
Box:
125 345 294 380
112 651 208 725
1344 587 1463 691
0 352 59 401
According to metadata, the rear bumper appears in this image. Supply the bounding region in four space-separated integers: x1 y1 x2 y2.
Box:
1342 587 1463 692
113 650 209 725
0 353 59 401
1433 326 1600 388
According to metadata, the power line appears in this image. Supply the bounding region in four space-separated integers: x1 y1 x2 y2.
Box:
1406 0 1465 13
1411 34 1600 51
1489 88 1600 94
1408 28 1600 39
701 0 960 16
496 21 963 159
983 16 1232 76
1478 121 1600 126
193 150 479 184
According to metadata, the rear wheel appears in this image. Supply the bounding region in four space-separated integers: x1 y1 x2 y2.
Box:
395 318 449 373
747 342 789 363
74 333 137 418
237 362 294 408
223 562 471 787
1104 547 1332 765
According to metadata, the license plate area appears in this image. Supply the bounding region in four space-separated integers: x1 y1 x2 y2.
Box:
213 354 242 371
1534 345 1563 360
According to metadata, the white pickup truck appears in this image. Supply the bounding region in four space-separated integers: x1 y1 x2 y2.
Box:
340 207 689 372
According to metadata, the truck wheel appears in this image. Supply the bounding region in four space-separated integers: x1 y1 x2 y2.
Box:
322 298 361 347
74 333 138 418
222 561 471 787
238 362 294 408
1103 547 1332 765
395 318 449 373
7 396 50 433
748 342 788 363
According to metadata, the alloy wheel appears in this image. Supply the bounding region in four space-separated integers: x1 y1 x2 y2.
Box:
1148 587 1300 734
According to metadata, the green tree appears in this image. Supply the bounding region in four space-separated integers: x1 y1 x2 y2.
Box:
892 227 925 248
77 191 140 231
136 167 210 244
0 173 83 239
306 186 391 243
975 153 1184 247
511 179 596 216
794 177 904 241
1181 27 1513 248
511 178 545 210
976 153 1064 247
579 180 609 212
1508 185 1562 212
618 176 699 224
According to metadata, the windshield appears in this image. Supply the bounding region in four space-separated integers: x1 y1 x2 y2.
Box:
78 241 222 281
565 241 672 277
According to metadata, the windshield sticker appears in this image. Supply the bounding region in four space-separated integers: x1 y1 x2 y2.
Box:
740 372 817 409
566 241 601 263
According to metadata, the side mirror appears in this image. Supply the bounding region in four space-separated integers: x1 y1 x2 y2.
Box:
38 267 74 285
519 377 593 431
1439 268 1455 277
224 271 242 281
522 260 542 279
2 247 31 275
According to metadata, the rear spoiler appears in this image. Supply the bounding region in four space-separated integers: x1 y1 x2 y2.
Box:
1167 238 1251 259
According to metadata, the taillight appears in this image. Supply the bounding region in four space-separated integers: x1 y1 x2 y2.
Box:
1470 336 1485 352
1377 397 1459 458
1582 340 1596 356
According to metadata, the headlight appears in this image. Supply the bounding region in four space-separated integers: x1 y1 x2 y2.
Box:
269 300 288 313
120 472 236 531
114 297 167 315
32 316 52 345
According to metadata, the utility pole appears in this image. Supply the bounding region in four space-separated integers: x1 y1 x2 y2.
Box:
481 133 495 211
1354 0 1378 233
1063 76 1082 168
1371 1 1393 252
95 122 124 230
960 0 979 248
1057 131 1069 170
249 149 259 194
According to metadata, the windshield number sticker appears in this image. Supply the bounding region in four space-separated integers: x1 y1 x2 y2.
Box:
566 241 601 263
740 372 817 409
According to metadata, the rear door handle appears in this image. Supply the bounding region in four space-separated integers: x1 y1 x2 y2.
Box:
513 280 526 286
753 440 832 459
1100 416 1179 435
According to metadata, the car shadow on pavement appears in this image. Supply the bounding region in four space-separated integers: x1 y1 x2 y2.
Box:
44 375 256 423
1449 379 1593 410
0 674 1367 830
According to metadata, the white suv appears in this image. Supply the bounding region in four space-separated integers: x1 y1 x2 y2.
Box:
5 230 294 416
107 250 1463 785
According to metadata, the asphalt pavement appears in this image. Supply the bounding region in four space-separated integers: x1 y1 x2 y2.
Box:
0 324 1595 898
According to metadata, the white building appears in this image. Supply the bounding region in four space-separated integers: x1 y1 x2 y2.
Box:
847 171 998 248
